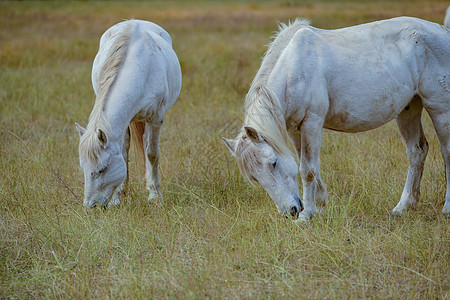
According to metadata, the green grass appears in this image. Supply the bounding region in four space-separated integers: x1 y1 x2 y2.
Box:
1 1 449 298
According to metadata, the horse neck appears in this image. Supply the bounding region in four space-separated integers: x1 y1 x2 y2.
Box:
102 96 134 143
86 93 132 151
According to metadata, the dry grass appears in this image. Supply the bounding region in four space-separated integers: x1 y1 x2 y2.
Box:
1 1 449 298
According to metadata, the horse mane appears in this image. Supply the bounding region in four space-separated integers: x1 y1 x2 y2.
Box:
79 21 134 164
235 19 310 180
250 18 310 90
236 86 294 182
241 19 309 150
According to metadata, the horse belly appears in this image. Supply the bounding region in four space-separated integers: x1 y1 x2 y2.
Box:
323 87 414 133
324 110 396 132
323 61 417 132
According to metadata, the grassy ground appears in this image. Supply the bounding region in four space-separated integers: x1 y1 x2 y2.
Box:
1 1 449 298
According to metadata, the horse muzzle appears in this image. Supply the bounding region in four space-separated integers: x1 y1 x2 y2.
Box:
289 196 303 218
281 196 303 219
84 194 110 209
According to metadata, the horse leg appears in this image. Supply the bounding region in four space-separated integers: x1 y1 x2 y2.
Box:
297 116 325 220
426 107 450 216
144 119 163 202
291 130 328 209
391 97 428 216
110 127 131 207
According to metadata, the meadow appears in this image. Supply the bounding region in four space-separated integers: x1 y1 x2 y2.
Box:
1 0 449 298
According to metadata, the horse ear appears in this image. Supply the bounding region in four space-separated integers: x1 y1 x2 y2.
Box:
75 123 86 137
222 137 237 156
244 126 261 143
98 129 108 147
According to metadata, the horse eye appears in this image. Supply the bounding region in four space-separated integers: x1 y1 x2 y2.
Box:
98 167 107 175
272 159 278 168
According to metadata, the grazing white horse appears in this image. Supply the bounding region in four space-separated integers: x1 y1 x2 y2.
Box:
76 20 181 208
224 17 450 220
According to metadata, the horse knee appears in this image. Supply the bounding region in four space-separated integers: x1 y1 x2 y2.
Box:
146 147 160 162
406 136 428 162
300 162 316 181
305 170 315 182
417 136 429 153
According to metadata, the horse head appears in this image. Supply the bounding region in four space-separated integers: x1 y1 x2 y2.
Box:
223 126 302 218
76 123 127 208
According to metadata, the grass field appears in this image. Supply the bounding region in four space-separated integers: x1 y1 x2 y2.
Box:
1 0 449 298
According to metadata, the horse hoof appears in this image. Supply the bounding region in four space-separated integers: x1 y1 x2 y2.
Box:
390 210 403 219
442 202 450 217
108 199 120 207
295 212 311 223
147 191 162 203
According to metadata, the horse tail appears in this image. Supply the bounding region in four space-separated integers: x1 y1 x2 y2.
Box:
130 121 146 170
445 6 450 28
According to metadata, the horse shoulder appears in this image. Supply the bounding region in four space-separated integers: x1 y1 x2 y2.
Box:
280 28 330 124
288 27 331 75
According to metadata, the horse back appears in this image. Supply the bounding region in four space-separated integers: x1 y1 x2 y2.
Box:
92 20 181 121
277 17 450 133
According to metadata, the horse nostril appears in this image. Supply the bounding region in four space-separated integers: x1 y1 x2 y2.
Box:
84 203 95 210
294 195 303 213
290 206 298 217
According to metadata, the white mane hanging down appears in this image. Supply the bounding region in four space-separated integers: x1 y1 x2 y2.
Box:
234 19 310 181
240 19 311 156
79 22 134 164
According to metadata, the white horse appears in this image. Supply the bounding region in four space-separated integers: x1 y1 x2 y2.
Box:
224 17 450 220
76 20 181 208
